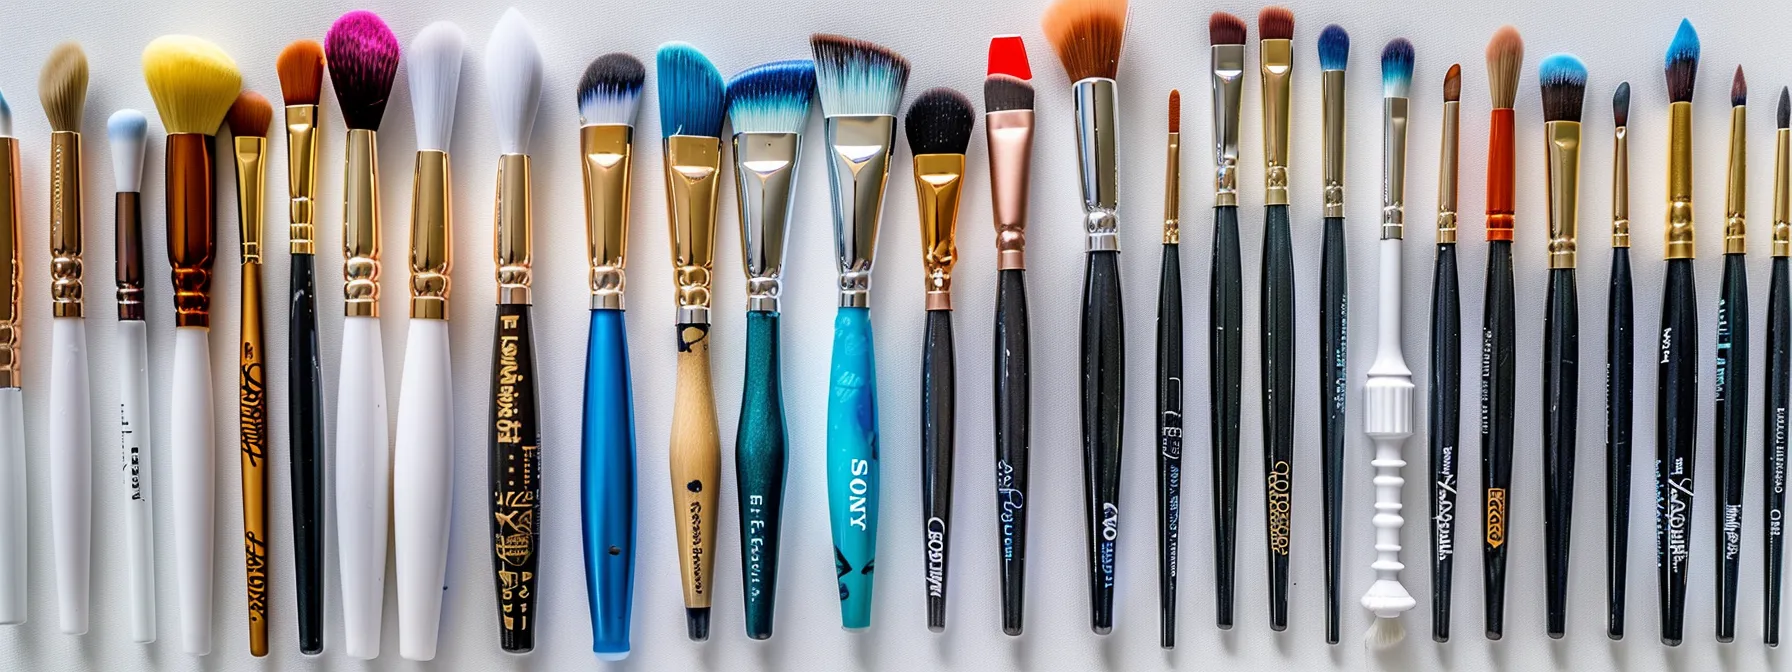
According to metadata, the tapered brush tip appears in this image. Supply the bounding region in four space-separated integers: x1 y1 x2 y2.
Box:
1317 24 1348 71
656 42 725 138
987 35 1032 80
810 34 910 117
277 40 326 106
407 21 466 152
1538 53 1587 123
904 87 975 156
142 35 243 135
1168 89 1180 133
1041 0 1128 81
1258 7 1292 41
725 59 816 135
1209 12 1246 45
1665 18 1700 103
577 53 646 126
1381 38 1414 98
39 42 88 133
1780 87 1789 129
485 8 544 155
226 90 272 138
1485 25 1524 109
1613 82 1630 126
1443 64 1461 102
1732 65 1746 107
107 109 148 192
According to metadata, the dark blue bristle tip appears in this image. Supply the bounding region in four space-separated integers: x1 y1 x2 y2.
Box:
1318 24 1348 70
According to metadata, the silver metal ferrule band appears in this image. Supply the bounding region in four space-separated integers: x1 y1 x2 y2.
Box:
734 131 802 313
1382 96 1410 240
1074 78 1120 253
824 115 895 308
1210 44 1245 207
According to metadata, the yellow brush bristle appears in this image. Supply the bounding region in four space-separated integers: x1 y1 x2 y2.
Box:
143 35 242 135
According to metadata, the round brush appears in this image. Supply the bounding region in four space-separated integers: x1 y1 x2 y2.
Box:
1539 53 1587 639
1478 26 1524 640
1657 19 1701 647
1715 64 1753 644
225 90 273 656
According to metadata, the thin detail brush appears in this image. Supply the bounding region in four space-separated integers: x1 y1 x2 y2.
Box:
1157 87 1184 649
1607 80 1634 640
1767 85 1791 647
1429 61 1463 643
1715 63 1751 644
1318 23 1350 645
225 90 272 656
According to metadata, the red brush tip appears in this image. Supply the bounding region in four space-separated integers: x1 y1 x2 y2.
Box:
987 35 1032 80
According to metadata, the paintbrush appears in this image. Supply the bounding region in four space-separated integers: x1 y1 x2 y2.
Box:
107 108 154 642
1428 62 1462 643
1657 17 1701 647
225 90 272 656
1479 25 1523 641
1606 80 1634 641
1256 8 1297 631
1317 23 1350 646
1767 85 1791 647
1207 9 1245 631
1715 64 1752 644
1539 53 1587 639
1157 88 1183 648
0 90 23 627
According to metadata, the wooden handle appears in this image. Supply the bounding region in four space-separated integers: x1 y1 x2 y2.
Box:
670 323 721 640
238 262 270 656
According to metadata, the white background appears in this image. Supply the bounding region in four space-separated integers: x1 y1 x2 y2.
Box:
0 0 1786 670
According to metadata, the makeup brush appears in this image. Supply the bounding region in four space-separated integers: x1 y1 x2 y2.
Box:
1539 53 1587 640
1715 64 1752 644
1206 9 1245 631
577 51 645 661
225 90 272 656
391 19 464 662
1317 23 1350 646
0 90 23 627
1429 61 1462 643
984 34 1035 637
142 33 241 656
324 11 400 659
1157 88 1183 649
1606 80 1634 641
108 108 154 642
811 33 909 631
1363 37 1418 649
1043 0 1129 634
1478 25 1523 641
1767 85 1791 647
275 37 327 655
728 58 814 641
1255 8 1297 631
1657 17 1701 647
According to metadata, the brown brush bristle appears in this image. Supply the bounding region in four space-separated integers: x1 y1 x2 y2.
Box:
1168 89 1180 132
1485 25 1524 109
1258 7 1293 41
226 91 272 138
1041 0 1128 82
277 40 325 106
1732 65 1746 107
1444 64 1462 102
1209 12 1246 45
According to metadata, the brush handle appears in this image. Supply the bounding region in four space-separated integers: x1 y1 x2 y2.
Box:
1261 204 1296 632
171 326 215 655
1479 241 1516 639
1362 237 1416 621
1606 248 1634 639
0 389 22 626
1209 204 1243 629
394 318 455 660
1543 267 1580 638
335 315 390 660
1657 258 1698 647
921 309 956 632
487 306 539 653
993 269 1030 637
670 323 721 640
1082 249 1125 635
118 321 155 641
1766 256 1789 647
738 310 786 640
1716 253 1750 642
237 263 270 656
1156 243 1183 648
581 308 636 660
286 253 325 655
1427 242 1461 642
1320 216 1349 645
49 316 91 635
828 306 879 631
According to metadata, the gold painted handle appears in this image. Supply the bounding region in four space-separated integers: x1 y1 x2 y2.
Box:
669 323 720 610
238 260 270 656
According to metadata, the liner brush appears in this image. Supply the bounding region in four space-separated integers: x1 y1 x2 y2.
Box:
1206 9 1245 631
1715 64 1752 644
1429 61 1463 643
142 33 241 656
1317 23 1350 646
225 90 272 656
1767 84 1791 647
1043 0 1129 634
1657 18 1700 647
1607 80 1634 640
0 89 23 627
107 108 154 642
577 51 646 660
1478 25 1523 641
1256 8 1298 633
1157 88 1183 648
1539 53 1586 640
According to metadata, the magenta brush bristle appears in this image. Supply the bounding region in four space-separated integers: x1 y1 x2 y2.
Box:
326 10 401 131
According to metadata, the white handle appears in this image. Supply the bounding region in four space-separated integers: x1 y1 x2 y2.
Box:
0 388 25 625
119 321 156 643
393 319 454 661
1362 237 1416 621
337 315 391 660
49 317 92 635
171 326 214 655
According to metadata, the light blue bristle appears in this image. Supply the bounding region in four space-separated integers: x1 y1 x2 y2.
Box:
810 34 910 117
727 60 816 135
1318 24 1349 71
1539 54 1587 89
656 42 726 138
1381 38 1414 98
0 88 11 137
1666 18 1700 69
108 108 147 141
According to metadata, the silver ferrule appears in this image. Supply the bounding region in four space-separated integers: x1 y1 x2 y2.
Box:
1073 78 1120 252
1382 96 1410 240
734 131 802 313
823 115 896 307
1210 44 1245 206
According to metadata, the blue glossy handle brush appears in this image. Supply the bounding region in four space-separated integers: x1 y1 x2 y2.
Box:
829 308 880 629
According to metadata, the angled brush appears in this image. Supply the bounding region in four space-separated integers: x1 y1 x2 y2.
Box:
1206 9 1246 631
1606 80 1635 640
1256 6 1297 633
1429 60 1463 643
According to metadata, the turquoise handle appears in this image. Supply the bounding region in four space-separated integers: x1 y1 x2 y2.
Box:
828 306 879 630
736 310 787 639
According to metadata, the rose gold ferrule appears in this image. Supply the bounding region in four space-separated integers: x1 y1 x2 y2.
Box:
1322 70 1345 218
0 138 19 387
1544 120 1582 269
409 149 452 318
913 153 963 311
166 133 215 328
663 135 721 324
341 128 381 317
234 136 267 264
1613 124 1630 248
115 191 143 320
1725 105 1747 255
1260 38 1292 206
1437 101 1460 244
582 124 633 310
48 131 83 317
1774 128 1789 257
1164 130 1181 244
986 109 1033 270
494 153 531 306
285 104 319 254
1665 101 1695 260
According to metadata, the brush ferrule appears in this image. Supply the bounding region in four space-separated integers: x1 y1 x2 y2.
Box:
342 128 381 317
286 105 320 255
986 109 1034 270
581 124 633 310
1074 79 1121 252
663 135 721 324
1210 45 1244 205
1726 106 1748 255
733 131 801 313
1164 131 1181 244
1613 125 1630 248
166 133 215 328
1260 39 1293 205
823 115 896 307
1436 101 1460 244
495 153 532 306
1322 70 1346 218
48 131 83 317
1666 101 1695 260
1544 120 1582 269
116 191 143 321
1485 108 1516 241
235 136 267 266
1775 128 1789 257
913 153 964 311
1381 97 1410 240
0 138 17 386
409 150 452 318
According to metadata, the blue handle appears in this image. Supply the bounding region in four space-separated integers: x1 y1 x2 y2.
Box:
737 311 787 639
581 309 636 659
828 306 879 630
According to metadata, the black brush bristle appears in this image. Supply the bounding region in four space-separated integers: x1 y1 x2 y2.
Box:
1732 66 1746 107
1614 82 1630 127
1780 86 1789 129
1210 12 1246 45
984 75 1034 112
904 87 975 155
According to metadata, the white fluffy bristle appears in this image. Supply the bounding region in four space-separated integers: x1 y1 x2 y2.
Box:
1364 616 1406 648
0 89 11 136
108 109 149 192
484 7 542 154
408 21 466 152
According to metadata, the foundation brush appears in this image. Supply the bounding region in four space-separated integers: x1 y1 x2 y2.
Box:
108 108 154 642
1317 23 1350 646
1043 0 1129 634
142 33 241 656
1657 18 1701 647
1539 53 1587 640
225 90 273 656
1255 8 1297 631
1478 25 1523 641
811 33 909 631
1767 85 1791 647
1606 80 1634 640
1157 88 1183 648
1206 9 1245 631
1715 64 1753 644
1428 62 1462 643
0 91 22 627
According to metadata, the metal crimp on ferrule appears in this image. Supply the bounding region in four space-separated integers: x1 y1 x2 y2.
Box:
823 114 896 307
410 149 452 318
1436 100 1460 244
1773 127 1789 257
341 128 381 317
663 135 721 324
235 136 268 264
1074 79 1121 252
1725 105 1747 255
286 104 319 255
48 131 83 317
1322 70 1346 218
582 124 633 310
494 153 531 306
913 153 963 311
1544 120 1582 269
986 109 1033 269
733 132 800 313
1260 39 1292 206
166 133 216 327
1613 124 1630 248
1210 44 1244 207
1665 102 1695 260
0 137 19 387
1381 97 1410 240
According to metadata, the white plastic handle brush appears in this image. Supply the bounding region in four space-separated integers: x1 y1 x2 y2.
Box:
337 315 391 659
0 387 24 626
49 317 92 635
171 326 215 654
109 108 156 643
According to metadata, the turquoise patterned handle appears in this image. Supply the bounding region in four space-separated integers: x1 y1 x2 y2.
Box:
828 306 879 630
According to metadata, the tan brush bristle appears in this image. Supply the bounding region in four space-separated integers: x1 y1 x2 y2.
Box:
1168 89 1180 132
277 40 326 107
1041 0 1128 82
1485 25 1524 109
39 42 89 133
1444 63 1462 102
226 91 272 138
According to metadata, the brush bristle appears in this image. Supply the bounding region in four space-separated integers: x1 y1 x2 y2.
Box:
1317 24 1348 71
1042 0 1128 81
1168 89 1180 133
142 35 243 135
1381 39 1414 99
810 34 910 117
1258 7 1292 41
1614 82 1630 126
326 10 401 131
407 21 465 152
486 9 543 154
1485 25 1524 109
987 35 1032 80
984 76 1034 113
1732 65 1746 107
277 40 326 107
1665 18 1700 103
1209 12 1246 45
656 42 725 138
1539 54 1587 123
0 90 10 137
108 109 148 192
1780 87 1789 129
39 42 88 133
1444 64 1461 102
726 60 815 136
904 87 975 156
226 91 272 138
579 53 646 126
1365 617 1406 648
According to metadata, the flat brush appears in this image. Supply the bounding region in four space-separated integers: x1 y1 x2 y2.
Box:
1767 85 1791 647
1606 80 1634 640
1539 53 1587 639
1479 25 1523 641
1257 6 1297 632
1206 9 1246 631
1317 23 1350 645
225 90 272 656
1715 64 1751 644
1429 61 1462 643
1657 18 1701 647
108 108 154 642
0 90 23 626
1157 88 1183 648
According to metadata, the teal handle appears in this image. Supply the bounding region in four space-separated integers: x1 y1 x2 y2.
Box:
828 306 879 630
736 311 787 639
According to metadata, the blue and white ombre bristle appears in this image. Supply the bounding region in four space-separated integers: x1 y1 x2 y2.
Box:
108 109 149 193
727 60 816 135
578 53 646 127
656 42 725 138
1665 18 1700 102
0 88 11 137
1539 53 1588 89
1318 24 1349 71
1381 38 1414 99
810 34 910 118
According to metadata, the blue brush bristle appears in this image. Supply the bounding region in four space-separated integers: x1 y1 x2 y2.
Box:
1318 24 1349 71
656 42 726 138
1381 38 1414 98
1666 18 1700 68
108 108 147 140
1539 54 1587 88
727 60 816 135
810 34 910 117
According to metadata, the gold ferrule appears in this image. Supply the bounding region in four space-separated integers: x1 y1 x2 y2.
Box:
913 153 964 311
48 131 83 317
1437 101 1461 244
1164 131 1181 244
286 105 319 254
733 132 801 313
0 138 19 387
1211 44 1245 205
986 109 1034 270
1382 97 1410 240
166 133 215 328
1774 128 1789 257
1260 39 1292 205
1666 102 1695 259
234 136 267 265
495 153 531 306
1726 106 1748 255
663 135 721 324
1613 125 1630 248
1322 70 1346 217
409 150 452 318
582 124 633 310
342 128 381 317
1545 120 1583 269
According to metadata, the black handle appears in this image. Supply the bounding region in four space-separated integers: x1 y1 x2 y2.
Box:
1082 249 1125 635
1320 216 1349 645
286 253 325 655
1428 242 1461 643
993 269 1030 637
1209 205 1243 629
921 309 956 632
1480 241 1516 640
1543 267 1580 638
1658 258 1699 646
1767 256 1789 647
1260 204 1295 632
490 304 542 652
737 310 786 640
1156 243 1184 649
1716 253 1751 642
1606 248 1635 639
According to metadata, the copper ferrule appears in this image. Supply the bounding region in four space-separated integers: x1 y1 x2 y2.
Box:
285 105 319 254
115 191 143 320
1260 39 1292 205
1665 101 1695 260
0 138 19 386
48 131 83 317
1322 70 1346 217
1725 105 1747 255
1210 44 1244 206
1381 96 1410 240
581 124 633 310
234 136 267 265
986 109 1033 269
409 149 452 318
1486 108 1516 242
663 135 721 324
1437 101 1461 244
1613 124 1630 248
733 132 801 313
823 114 896 307
341 128 381 317
1545 120 1583 269
166 133 216 328
913 153 964 311
1774 128 1789 257
495 153 532 307
1164 130 1181 244
1073 79 1121 252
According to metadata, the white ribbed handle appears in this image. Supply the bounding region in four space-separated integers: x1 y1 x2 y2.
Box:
0 388 24 625
1362 238 1416 620
49 317 92 635
118 321 156 642
171 326 214 655
336 315 390 660
393 319 454 661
